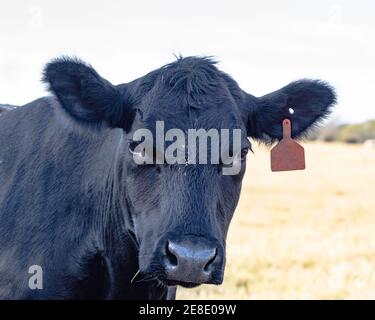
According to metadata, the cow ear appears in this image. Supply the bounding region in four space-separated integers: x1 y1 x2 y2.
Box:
43 57 131 128
246 79 336 141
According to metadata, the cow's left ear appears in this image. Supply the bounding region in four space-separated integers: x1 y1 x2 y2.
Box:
245 79 336 141
43 57 131 128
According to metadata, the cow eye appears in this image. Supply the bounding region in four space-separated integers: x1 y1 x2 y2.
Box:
240 148 249 160
129 141 138 154
129 141 157 167
129 141 144 157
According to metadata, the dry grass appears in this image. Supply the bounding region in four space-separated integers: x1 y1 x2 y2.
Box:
177 142 375 299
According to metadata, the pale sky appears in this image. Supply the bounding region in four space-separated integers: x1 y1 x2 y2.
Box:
1 0 374 123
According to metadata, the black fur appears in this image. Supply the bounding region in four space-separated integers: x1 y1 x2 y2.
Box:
0 104 17 113
0 56 336 300
247 79 336 142
43 57 133 129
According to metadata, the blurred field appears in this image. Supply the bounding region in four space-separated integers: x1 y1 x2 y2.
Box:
177 142 375 299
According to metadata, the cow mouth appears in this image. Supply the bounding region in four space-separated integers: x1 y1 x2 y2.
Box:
151 274 221 288
137 271 204 288
163 279 200 288
148 274 202 288
162 277 223 288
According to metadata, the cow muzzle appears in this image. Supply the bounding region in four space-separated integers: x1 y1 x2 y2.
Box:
162 237 224 285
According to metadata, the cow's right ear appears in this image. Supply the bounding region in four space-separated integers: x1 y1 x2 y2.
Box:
43 57 132 128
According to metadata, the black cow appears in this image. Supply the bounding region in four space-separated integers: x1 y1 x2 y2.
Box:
0 56 336 299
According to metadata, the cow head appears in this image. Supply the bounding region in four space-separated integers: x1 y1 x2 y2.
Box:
44 57 336 288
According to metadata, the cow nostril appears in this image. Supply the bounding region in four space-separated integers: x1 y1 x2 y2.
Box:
164 240 222 284
203 248 217 272
166 241 178 267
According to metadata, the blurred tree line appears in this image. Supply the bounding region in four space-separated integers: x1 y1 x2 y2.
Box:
308 119 375 144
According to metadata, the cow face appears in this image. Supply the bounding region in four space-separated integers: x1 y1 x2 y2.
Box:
44 57 336 288
123 69 250 287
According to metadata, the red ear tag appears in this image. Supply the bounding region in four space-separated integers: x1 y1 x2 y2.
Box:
270 119 305 172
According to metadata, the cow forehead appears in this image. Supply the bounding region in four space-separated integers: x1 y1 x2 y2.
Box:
130 56 245 131
137 106 244 133
135 85 244 131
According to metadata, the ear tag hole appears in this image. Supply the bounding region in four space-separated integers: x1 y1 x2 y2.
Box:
288 107 294 114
